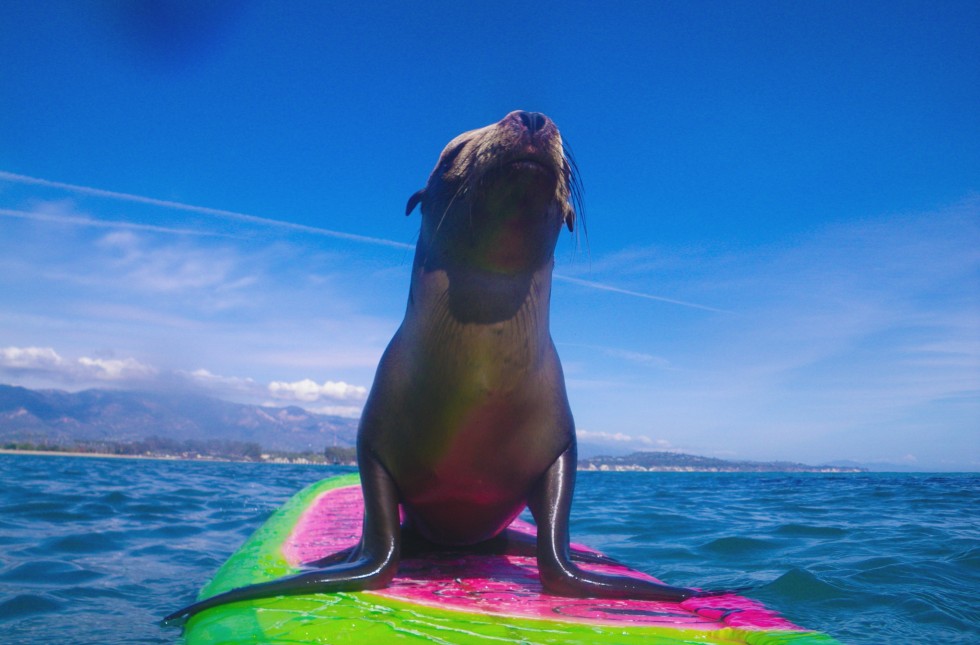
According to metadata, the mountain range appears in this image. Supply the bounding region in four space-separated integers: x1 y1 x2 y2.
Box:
0 384 879 471
579 451 865 473
0 384 357 454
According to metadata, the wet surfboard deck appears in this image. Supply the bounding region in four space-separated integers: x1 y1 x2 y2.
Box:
182 473 840 644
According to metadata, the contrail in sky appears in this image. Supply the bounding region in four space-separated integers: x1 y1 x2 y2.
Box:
0 170 414 250
0 207 233 238
552 275 733 314
0 170 728 314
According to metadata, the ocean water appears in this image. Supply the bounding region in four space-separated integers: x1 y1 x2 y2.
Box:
0 454 976 644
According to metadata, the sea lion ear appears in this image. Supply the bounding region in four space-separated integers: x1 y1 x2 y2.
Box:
406 189 424 216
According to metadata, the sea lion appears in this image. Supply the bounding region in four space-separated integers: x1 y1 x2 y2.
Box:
165 110 705 626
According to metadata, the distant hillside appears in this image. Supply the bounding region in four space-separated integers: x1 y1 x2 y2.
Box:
1 384 871 471
579 451 866 473
0 384 357 454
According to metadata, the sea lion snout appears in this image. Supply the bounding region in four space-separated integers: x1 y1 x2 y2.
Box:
501 109 557 143
497 110 561 169
514 110 549 134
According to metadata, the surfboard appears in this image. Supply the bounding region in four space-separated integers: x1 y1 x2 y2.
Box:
182 473 841 644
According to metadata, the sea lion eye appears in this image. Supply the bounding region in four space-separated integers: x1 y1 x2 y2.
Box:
408 141 470 216
438 141 467 175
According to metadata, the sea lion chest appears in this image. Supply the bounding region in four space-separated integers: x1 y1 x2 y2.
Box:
363 275 572 544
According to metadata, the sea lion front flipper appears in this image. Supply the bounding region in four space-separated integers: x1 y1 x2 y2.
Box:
162 456 402 627
301 544 358 568
527 445 699 602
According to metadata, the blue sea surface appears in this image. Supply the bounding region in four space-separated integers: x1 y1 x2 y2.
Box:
0 453 976 644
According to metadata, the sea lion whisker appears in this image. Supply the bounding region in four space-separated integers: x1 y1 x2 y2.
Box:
561 140 589 259
470 201 478 246
432 289 456 343
424 181 468 267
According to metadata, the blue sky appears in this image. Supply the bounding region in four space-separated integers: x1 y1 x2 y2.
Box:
1 2 977 470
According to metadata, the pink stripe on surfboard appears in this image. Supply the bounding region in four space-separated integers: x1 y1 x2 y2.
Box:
284 484 801 631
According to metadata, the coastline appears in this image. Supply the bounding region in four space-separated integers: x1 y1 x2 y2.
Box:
0 448 352 466
0 448 215 463
4 449 960 473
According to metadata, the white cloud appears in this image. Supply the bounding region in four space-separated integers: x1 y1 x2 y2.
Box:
268 378 368 403
3 207 257 300
95 231 247 294
183 368 257 388
0 345 155 382
603 348 671 369
302 404 364 418
180 371 369 416
0 346 67 370
175 368 264 401
0 347 370 416
76 356 156 380
577 429 670 447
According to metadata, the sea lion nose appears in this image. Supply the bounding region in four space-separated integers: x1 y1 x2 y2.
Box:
516 111 548 134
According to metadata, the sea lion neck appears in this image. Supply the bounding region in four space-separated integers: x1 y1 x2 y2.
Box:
406 251 553 333
409 238 553 325
398 259 554 396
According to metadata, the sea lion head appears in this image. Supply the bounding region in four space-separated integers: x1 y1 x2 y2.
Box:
406 111 579 276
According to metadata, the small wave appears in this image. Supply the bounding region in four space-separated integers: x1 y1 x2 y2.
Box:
0 593 65 619
948 546 980 568
0 560 103 585
761 568 846 601
699 536 775 555
774 523 848 538
43 531 125 554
